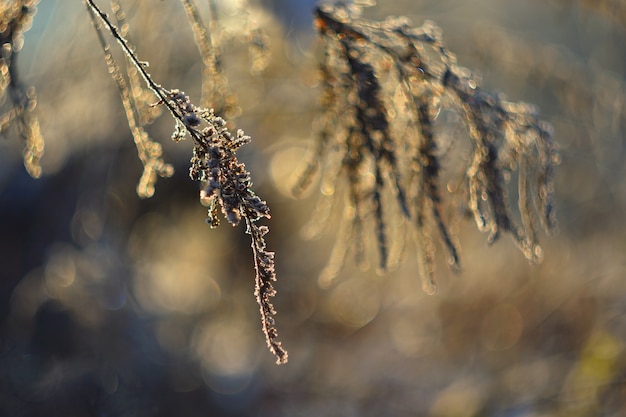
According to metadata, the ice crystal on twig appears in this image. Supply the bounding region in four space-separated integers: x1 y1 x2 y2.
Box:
0 0 43 178
84 0 287 364
295 3 558 293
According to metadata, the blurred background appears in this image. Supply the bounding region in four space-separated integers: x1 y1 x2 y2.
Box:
1 0 625 416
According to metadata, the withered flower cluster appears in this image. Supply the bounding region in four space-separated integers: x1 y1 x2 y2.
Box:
85 0 287 364
295 3 558 294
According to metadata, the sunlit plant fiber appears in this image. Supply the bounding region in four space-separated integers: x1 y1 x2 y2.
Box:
294 2 558 294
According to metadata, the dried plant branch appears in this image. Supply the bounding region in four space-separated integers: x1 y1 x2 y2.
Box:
0 0 43 178
84 0 287 364
110 0 162 126
295 3 558 293
179 0 238 116
86 2 173 198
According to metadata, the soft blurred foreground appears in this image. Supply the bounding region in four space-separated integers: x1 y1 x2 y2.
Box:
0 1 625 416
